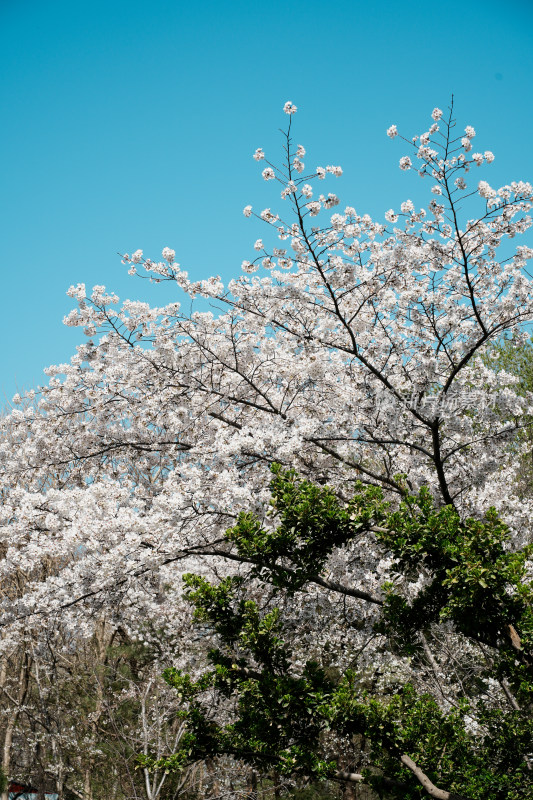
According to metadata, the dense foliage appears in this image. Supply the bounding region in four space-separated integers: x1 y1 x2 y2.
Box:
150 466 533 798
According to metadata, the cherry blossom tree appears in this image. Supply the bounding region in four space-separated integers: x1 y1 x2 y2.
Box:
1 98 533 796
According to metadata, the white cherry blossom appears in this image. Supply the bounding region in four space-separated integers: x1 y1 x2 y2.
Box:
1 104 533 726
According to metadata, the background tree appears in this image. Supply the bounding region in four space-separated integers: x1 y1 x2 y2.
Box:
483 334 533 496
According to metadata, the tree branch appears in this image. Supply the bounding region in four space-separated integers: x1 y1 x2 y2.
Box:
400 754 469 800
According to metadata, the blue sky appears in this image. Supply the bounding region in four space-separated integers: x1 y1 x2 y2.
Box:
2 0 533 405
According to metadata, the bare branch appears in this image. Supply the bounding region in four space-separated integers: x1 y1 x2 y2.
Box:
400 754 469 800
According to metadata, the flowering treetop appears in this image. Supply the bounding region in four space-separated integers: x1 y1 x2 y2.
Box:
0 99 532 656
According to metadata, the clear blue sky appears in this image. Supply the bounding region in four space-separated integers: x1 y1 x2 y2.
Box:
2 0 533 405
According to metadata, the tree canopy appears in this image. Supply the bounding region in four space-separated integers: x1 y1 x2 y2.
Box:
1 100 533 798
